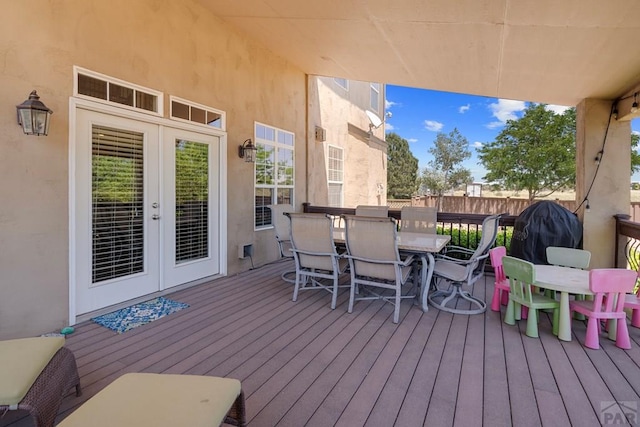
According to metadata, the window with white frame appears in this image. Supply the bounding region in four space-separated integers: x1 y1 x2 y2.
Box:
334 77 349 91
170 96 225 130
370 82 380 113
255 123 295 228
74 67 162 115
327 145 344 207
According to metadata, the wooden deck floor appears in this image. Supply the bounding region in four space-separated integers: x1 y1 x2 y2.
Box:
3 259 640 426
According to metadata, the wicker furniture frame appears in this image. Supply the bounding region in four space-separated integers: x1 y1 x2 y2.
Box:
224 390 247 427
0 346 81 427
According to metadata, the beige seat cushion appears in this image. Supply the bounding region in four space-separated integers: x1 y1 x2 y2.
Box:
0 337 65 406
58 373 241 427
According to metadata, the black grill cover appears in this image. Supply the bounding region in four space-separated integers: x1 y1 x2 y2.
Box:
510 201 583 264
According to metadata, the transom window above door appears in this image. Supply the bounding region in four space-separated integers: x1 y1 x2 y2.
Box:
74 67 162 115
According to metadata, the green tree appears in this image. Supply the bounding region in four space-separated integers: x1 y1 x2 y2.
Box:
386 132 419 198
478 104 575 200
420 128 472 198
632 132 640 175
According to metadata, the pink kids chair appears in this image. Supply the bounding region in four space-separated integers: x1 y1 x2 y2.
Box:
489 246 510 312
623 269 640 328
569 268 637 350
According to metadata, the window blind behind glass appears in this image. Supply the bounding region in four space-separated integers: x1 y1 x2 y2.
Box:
175 140 209 263
91 125 145 283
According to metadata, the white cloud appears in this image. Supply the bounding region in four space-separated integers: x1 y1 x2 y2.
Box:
408 138 418 143
459 104 470 114
385 123 395 131
385 99 399 110
633 130 640 136
424 120 444 132
545 104 571 114
485 121 504 129
488 99 526 127
471 141 483 148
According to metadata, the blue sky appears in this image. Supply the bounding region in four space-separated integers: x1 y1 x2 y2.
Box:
384 85 640 183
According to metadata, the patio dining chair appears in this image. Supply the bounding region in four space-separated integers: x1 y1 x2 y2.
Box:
286 212 348 309
270 204 296 283
342 214 415 323
503 256 560 338
428 214 501 315
570 268 637 350
355 205 389 218
400 206 437 234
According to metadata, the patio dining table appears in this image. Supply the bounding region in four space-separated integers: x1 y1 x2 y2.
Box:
534 264 594 342
333 229 450 311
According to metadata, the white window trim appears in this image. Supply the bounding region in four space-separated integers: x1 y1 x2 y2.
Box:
73 66 163 117
254 122 295 230
370 82 380 113
334 77 349 91
169 95 226 131
327 145 344 207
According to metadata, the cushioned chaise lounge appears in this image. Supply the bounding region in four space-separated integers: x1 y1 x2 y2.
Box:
57 372 246 427
0 337 81 427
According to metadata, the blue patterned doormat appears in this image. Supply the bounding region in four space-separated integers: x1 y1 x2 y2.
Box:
91 297 189 333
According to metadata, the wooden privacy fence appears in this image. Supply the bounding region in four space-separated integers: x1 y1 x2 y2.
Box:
390 196 640 219
391 197 640 221
389 196 577 216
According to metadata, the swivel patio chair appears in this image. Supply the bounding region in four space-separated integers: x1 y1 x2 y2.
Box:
355 205 389 218
428 214 501 315
343 214 415 323
270 204 296 283
570 268 637 350
502 256 560 338
0 337 81 427
286 212 348 309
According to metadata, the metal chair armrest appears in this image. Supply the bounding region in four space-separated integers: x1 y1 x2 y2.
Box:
344 254 414 267
292 248 340 258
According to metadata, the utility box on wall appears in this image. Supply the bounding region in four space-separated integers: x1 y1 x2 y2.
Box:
238 243 253 259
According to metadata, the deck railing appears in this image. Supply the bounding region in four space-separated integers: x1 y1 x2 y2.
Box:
614 214 640 269
302 205 640 274
302 203 517 252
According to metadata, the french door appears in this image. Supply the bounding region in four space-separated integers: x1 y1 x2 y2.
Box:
74 109 220 314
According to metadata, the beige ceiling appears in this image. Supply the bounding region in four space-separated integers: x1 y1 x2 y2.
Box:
201 0 640 107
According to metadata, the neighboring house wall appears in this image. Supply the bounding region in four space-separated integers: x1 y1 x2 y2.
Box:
307 77 387 208
0 1 307 339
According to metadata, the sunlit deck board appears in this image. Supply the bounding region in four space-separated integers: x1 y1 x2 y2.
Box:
2 259 640 427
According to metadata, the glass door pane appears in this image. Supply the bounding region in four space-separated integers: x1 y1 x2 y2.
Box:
92 125 144 283
175 139 209 263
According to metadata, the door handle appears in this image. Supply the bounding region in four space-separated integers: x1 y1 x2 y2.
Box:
152 214 160 220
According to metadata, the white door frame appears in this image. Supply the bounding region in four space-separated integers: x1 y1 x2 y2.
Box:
68 97 228 323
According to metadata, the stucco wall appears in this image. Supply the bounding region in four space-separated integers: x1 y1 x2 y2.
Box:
307 77 387 207
0 1 306 339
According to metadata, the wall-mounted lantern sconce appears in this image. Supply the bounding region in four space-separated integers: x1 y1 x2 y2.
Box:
238 138 257 163
16 90 53 136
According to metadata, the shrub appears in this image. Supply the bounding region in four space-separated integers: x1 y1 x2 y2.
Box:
437 226 513 253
